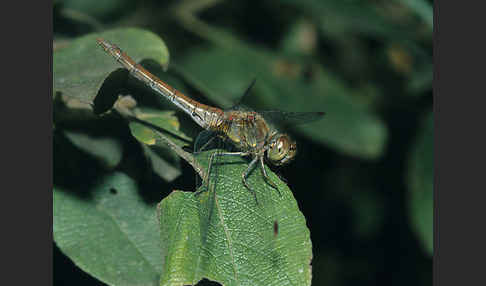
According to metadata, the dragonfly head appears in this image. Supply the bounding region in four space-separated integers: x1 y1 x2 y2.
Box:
267 133 297 166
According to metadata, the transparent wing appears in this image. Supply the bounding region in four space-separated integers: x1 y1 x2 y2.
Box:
228 78 258 111
193 130 235 189
260 110 325 126
228 78 325 126
194 130 219 153
230 78 257 109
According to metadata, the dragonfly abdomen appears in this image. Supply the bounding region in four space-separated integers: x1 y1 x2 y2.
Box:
97 38 224 129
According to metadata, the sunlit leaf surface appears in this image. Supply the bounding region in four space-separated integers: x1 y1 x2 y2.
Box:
158 151 313 286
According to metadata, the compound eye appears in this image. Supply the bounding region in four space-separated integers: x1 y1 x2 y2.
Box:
276 137 288 156
267 135 296 166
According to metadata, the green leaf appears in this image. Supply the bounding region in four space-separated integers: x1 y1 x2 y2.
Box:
408 62 433 95
408 111 433 256
129 108 192 148
396 0 433 29
53 91 98 122
280 19 318 56
125 107 193 182
158 151 312 286
53 27 169 111
141 144 182 182
175 47 387 159
53 172 163 286
278 0 410 40
53 94 126 169
61 0 135 22
63 130 123 168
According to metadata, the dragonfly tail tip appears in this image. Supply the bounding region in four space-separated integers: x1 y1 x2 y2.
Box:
96 38 110 48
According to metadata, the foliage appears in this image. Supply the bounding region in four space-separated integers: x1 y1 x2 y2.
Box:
408 111 434 256
54 172 162 286
158 151 311 286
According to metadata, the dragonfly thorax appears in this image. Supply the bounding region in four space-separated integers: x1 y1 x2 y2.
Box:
216 111 271 152
213 111 297 166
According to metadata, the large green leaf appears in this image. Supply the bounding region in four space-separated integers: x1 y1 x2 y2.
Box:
175 47 387 159
158 151 313 286
53 27 169 111
53 172 163 286
408 111 433 256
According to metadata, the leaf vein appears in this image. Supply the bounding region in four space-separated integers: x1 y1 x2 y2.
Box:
214 195 239 284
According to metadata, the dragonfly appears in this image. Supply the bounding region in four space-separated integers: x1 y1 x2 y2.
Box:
97 38 324 202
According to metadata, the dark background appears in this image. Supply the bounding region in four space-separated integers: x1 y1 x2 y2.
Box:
53 0 433 285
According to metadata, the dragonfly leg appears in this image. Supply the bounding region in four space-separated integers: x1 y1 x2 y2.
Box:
242 156 260 205
193 136 216 155
260 157 281 197
194 187 206 196
205 151 248 189
193 131 221 189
